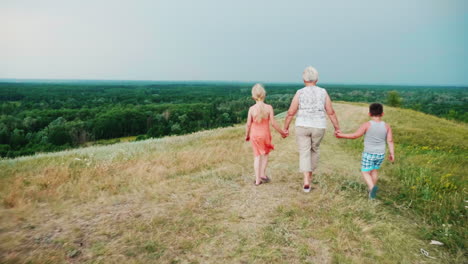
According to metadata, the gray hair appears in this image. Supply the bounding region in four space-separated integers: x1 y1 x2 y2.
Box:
302 66 319 82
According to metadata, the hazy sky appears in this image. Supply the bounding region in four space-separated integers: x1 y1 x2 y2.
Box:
1 0 467 85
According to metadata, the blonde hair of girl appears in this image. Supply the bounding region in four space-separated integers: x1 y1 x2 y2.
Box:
251 83 268 122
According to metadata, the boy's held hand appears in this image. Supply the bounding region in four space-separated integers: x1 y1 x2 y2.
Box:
389 154 395 162
245 136 250 141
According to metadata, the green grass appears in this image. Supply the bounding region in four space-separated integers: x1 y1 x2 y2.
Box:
339 104 467 253
0 103 465 263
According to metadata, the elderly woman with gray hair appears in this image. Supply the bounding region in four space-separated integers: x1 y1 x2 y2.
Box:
283 66 341 192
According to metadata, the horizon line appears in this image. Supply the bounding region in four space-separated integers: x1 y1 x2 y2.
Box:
0 78 467 88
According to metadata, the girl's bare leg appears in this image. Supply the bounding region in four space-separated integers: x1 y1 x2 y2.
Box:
370 169 378 185
254 156 261 184
260 154 269 179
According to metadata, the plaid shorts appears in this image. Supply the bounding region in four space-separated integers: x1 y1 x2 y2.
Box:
361 152 385 172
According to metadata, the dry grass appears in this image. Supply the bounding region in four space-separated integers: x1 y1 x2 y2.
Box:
0 103 462 263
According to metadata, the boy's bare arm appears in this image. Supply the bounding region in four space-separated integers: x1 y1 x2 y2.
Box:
336 122 369 139
245 108 252 141
284 93 299 131
386 124 395 162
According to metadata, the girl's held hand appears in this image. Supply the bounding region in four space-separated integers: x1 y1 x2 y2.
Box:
280 130 288 138
245 136 250 141
389 154 395 162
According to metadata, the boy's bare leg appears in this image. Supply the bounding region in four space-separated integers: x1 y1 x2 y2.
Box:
303 172 312 186
254 156 261 184
260 154 269 179
370 169 378 185
361 171 375 191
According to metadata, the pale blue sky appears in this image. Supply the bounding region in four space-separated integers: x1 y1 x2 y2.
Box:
1 0 467 85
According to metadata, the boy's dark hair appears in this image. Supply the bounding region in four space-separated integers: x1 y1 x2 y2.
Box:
369 103 383 116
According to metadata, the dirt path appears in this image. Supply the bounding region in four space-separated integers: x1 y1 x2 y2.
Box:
151 103 441 263
0 103 448 264
185 103 368 263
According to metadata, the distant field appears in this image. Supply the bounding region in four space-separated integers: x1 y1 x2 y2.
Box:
0 81 466 158
0 103 465 263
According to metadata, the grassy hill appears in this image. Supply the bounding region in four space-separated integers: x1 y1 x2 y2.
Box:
0 103 466 263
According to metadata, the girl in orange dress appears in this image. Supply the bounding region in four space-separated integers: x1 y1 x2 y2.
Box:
245 84 287 185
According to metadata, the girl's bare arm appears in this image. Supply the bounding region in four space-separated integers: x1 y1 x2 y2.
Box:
245 108 252 141
336 122 370 139
269 106 285 136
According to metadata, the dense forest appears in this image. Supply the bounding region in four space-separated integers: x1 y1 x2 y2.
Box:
0 81 466 158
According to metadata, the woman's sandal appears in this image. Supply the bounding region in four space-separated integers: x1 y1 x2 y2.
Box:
254 181 263 186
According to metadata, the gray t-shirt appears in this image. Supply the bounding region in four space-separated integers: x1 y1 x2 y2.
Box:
364 120 387 154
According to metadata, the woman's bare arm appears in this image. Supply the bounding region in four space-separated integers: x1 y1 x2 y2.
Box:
284 92 299 131
325 93 340 133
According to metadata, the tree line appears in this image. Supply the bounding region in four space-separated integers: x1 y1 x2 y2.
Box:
0 82 466 158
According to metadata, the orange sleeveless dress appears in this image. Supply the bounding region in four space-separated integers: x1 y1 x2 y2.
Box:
250 116 274 156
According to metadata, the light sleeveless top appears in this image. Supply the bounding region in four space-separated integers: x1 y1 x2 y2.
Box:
364 120 387 154
295 86 327 129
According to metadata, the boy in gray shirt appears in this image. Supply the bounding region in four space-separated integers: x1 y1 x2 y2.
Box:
336 103 395 199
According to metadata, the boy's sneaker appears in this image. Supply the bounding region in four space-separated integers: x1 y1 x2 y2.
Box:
369 186 379 199
303 185 311 193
